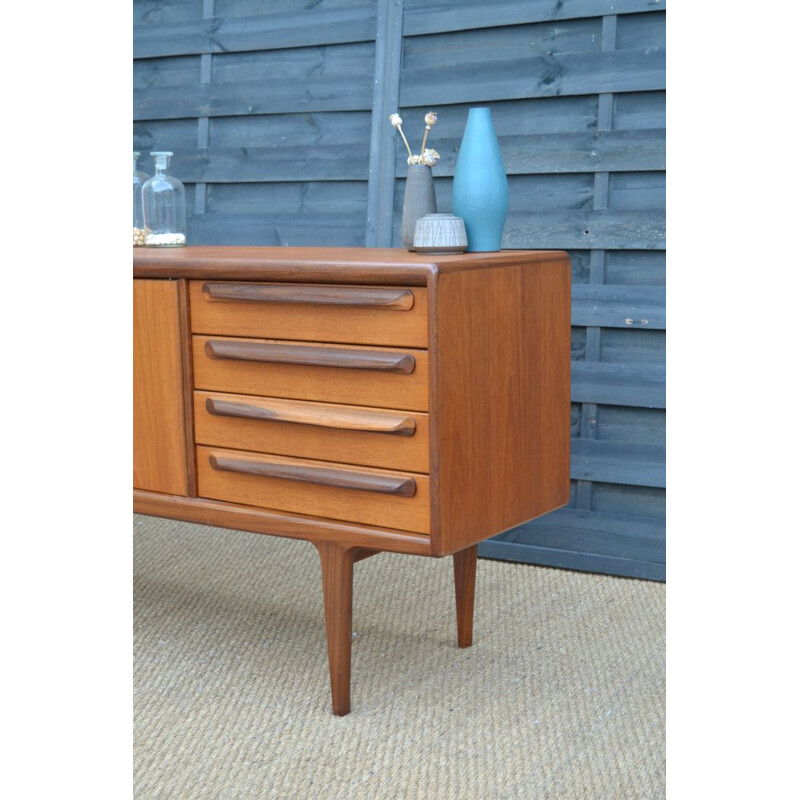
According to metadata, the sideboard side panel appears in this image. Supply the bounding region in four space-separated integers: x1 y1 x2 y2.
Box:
133 279 190 496
430 256 571 555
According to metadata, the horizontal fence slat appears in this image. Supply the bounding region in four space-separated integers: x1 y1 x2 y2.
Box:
187 212 367 247
134 8 378 59
399 48 666 107
478 540 665 581
570 440 665 488
571 362 666 408
571 284 666 329
397 129 665 176
159 129 665 183
492 506 665 563
134 75 374 121
171 145 370 183
503 209 666 250
404 0 665 37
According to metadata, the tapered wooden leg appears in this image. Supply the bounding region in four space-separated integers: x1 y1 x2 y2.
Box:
453 545 478 648
315 542 357 716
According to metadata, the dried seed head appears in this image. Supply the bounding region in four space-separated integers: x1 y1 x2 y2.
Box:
389 113 403 128
424 111 438 128
421 148 440 167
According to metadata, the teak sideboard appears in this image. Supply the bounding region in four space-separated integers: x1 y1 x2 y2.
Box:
133 246 571 715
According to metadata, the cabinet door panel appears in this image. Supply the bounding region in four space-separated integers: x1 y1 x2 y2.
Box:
133 279 189 495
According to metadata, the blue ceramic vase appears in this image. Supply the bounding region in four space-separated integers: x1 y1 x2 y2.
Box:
451 107 508 252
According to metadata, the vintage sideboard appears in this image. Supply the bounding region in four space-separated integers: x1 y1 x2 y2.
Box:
133 246 571 715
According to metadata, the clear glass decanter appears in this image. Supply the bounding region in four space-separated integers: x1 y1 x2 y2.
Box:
133 152 148 247
142 151 187 247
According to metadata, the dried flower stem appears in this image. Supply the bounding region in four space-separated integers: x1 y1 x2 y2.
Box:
419 111 438 157
397 128 414 158
389 113 414 159
420 128 431 156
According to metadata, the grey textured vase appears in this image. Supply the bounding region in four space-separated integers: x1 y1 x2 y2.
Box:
401 165 437 251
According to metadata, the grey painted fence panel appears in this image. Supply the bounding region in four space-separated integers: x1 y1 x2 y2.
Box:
479 506 665 580
404 0 664 36
571 285 666 329
133 55 200 90
571 362 666 408
478 540 665 581
133 119 201 158
615 90 667 129
171 144 371 183
133 8 378 58
389 208 666 250
493 507 665 562
503 209 666 250
133 0 204 25
604 250 666 286
600 328 666 364
189 212 367 247
400 48 666 106
402 18 603 67
211 42 376 83
365 0 404 247
395 130 666 176
595 406 665 446
210 111 371 147
205 181 367 215
591 483 665 517
570 440 666 487
133 0 667 581
133 73 375 120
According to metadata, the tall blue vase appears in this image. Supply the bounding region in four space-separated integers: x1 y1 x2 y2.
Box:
451 107 508 252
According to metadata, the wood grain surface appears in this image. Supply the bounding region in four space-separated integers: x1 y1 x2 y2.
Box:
177 279 198 496
197 446 431 534
191 280 428 348
195 391 429 473
428 255 571 554
201 282 415 309
133 489 433 555
204 339 417 374
208 452 418 497
193 335 429 411
133 246 568 284
133 279 189 496
315 541 356 716
453 545 478 648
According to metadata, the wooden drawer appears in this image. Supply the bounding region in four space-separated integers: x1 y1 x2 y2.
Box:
192 335 429 412
195 391 429 474
197 446 430 534
190 281 428 348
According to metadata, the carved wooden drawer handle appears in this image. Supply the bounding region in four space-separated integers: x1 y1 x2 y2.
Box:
206 397 416 436
202 283 414 310
204 340 416 374
209 454 417 497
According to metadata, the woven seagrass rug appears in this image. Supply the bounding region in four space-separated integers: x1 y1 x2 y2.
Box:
134 514 665 799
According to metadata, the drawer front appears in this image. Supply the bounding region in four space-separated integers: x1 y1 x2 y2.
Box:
197 446 430 534
193 335 429 411
189 281 428 348
195 391 430 474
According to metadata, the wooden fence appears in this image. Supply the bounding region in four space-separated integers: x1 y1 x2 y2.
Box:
134 0 666 580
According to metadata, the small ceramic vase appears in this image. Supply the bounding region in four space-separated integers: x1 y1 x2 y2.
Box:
413 213 468 253
401 164 437 251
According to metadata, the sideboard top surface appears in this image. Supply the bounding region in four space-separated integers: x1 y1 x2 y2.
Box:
133 246 568 284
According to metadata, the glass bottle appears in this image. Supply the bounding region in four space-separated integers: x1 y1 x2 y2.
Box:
142 151 187 247
132 152 148 246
